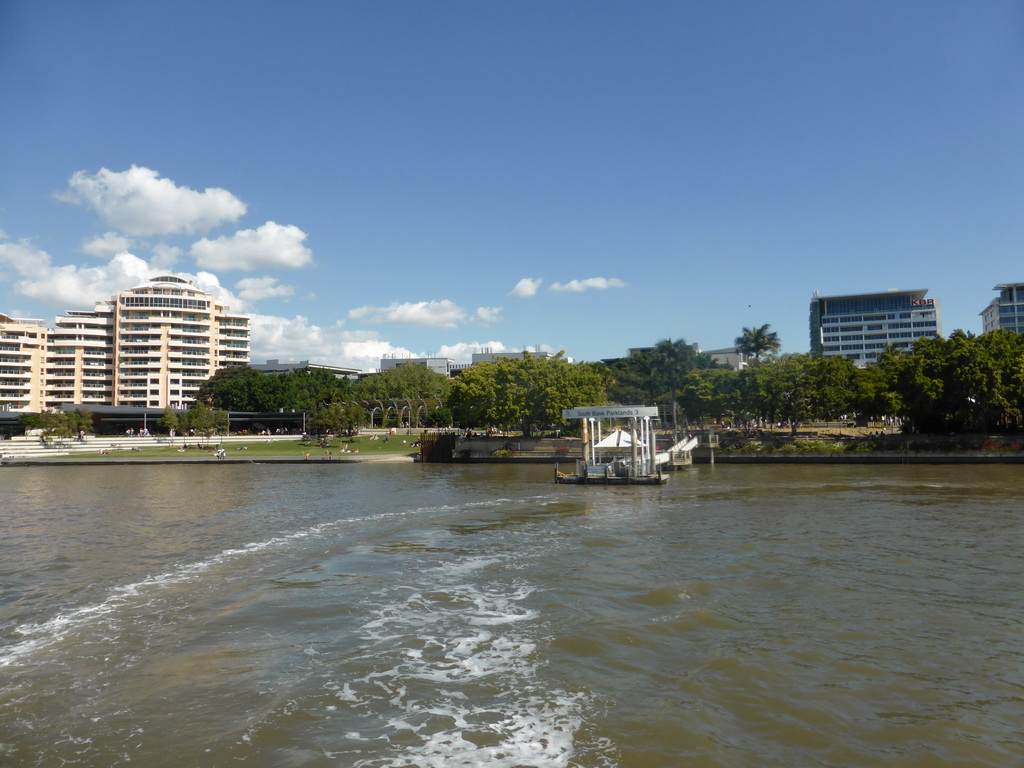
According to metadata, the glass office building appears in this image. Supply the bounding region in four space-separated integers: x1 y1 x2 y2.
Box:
981 283 1024 334
809 289 941 366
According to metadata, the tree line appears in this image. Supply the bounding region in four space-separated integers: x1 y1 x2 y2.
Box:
674 329 1024 434
32 324 1022 439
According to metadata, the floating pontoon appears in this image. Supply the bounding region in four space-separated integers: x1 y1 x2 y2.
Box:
555 406 670 485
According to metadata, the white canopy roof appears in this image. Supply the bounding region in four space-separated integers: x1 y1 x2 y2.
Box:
594 430 646 449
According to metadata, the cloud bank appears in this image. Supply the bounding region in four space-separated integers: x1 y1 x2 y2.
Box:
235 276 295 301
549 277 628 292
57 165 247 237
81 232 134 258
189 221 313 271
348 299 500 329
510 278 542 297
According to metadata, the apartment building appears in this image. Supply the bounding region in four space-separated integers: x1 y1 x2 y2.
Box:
809 289 941 365
980 283 1024 334
0 314 48 412
47 308 115 408
0 275 249 412
108 275 249 408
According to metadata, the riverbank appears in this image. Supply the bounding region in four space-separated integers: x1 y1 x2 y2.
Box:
1 454 417 467
7 431 1024 466
445 433 1024 465
0 433 420 466
693 450 1024 464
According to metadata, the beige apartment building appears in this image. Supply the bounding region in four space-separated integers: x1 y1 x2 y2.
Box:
0 275 249 412
0 314 49 412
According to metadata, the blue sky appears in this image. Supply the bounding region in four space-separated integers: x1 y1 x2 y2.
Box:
2 1 1022 370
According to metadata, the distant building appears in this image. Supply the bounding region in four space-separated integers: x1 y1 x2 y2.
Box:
379 355 457 377
377 348 572 379
809 289 941 366
252 359 361 379
603 343 746 370
981 283 1024 334
470 347 572 365
1 275 250 412
701 346 748 371
0 314 49 412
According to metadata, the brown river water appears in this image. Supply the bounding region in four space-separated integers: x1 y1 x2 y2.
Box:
0 462 1021 767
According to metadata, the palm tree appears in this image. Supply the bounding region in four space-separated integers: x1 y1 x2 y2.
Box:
651 338 694 439
735 324 781 361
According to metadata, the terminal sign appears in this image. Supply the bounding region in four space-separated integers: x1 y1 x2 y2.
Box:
563 406 659 419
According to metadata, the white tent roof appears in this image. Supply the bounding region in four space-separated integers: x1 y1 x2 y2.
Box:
594 430 646 449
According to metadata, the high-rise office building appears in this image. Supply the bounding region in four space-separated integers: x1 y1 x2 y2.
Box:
980 283 1024 334
809 289 941 366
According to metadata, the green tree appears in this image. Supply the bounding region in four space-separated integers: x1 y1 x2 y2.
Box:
424 405 454 428
447 364 498 429
195 366 353 412
603 351 658 404
651 338 696 437
808 355 857 426
677 368 738 426
19 408 93 443
196 366 270 410
157 406 180 435
448 353 605 437
307 402 367 435
287 368 353 410
353 364 452 401
740 354 813 434
181 403 229 445
735 324 781 360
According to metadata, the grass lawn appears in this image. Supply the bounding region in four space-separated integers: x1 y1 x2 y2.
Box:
66 435 420 459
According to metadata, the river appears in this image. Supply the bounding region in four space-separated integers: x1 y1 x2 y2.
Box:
0 462 1021 767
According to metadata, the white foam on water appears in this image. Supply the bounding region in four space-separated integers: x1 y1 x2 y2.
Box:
323 553 587 768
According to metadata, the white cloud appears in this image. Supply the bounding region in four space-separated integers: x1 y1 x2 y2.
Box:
0 234 50 276
235 276 295 301
510 277 542 297
150 243 182 269
14 252 154 309
436 340 509 364
249 313 414 370
549 277 628 292
190 271 249 312
348 299 467 329
250 316 526 371
347 300 502 329
189 221 313 271
472 306 502 325
57 165 247 237
81 231 134 258
0 231 244 312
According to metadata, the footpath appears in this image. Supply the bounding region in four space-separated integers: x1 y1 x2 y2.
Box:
0 433 416 466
